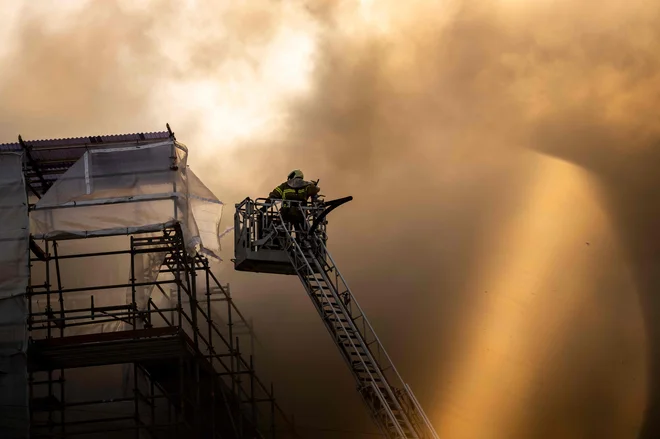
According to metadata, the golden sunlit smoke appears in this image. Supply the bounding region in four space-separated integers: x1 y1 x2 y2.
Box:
150 0 318 153
436 156 646 439
1 0 659 437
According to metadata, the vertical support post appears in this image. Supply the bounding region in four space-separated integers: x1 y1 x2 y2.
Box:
171 138 178 222
178 235 202 436
228 287 235 396
236 336 243 437
210 374 217 438
43 241 55 434
27 373 33 437
178 356 185 435
53 241 64 338
169 379 174 437
173 179 178 223
130 235 137 330
133 363 140 439
194 362 200 436
250 355 257 429
59 368 66 438
46 371 53 433
146 296 151 328
205 260 213 361
271 383 276 439
27 240 34 435
170 288 175 329
27 245 33 333
205 259 216 437
190 255 201 437
250 317 255 358
175 236 183 329
150 378 156 436
53 241 66 434
211 374 220 437
44 240 51 339
189 256 198 348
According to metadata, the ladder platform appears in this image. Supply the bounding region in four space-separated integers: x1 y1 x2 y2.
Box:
234 248 299 275
233 197 328 275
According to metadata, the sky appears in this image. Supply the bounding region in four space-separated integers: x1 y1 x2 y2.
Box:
1 0 659 438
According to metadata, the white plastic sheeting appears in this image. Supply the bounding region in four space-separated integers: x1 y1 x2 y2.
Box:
0 153 30 439
28 139 225 338
30 140 224 260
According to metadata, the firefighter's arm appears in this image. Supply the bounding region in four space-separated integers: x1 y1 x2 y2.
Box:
308 184 320 197
269 185 284 199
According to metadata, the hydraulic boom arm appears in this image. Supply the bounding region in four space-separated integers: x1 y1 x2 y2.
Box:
233 197 439 438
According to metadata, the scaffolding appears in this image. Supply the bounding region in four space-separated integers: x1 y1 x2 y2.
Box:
0 128 296 439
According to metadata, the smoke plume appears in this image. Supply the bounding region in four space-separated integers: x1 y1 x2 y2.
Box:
1 0 659 437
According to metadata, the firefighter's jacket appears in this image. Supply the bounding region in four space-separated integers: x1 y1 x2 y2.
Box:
268 178 320 202
269 178 320 222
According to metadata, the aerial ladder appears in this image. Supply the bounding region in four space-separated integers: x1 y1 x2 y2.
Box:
234 191 439 439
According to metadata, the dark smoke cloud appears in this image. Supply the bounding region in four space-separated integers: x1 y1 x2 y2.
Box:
508 3 660 436
221 0 660 437
2 0 660 437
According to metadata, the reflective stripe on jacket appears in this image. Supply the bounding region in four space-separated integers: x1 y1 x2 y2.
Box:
269 179 319 201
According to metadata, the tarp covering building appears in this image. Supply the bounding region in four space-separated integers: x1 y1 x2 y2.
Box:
30 139 224 259
0 152 30 438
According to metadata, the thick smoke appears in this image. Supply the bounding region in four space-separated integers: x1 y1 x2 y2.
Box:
1 0 659 438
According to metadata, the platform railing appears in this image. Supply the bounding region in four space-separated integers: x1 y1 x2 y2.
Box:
235 197 328 252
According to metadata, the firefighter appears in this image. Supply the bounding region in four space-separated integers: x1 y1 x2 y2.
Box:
268 169 320 230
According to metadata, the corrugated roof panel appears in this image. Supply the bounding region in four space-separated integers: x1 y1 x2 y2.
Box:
10 131 169 165
28 131 170 148
0 131 170 150
0 142 21 152
31 147 98 164
144 132 170 140
1 130 173 197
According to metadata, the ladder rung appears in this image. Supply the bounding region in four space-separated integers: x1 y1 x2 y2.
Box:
327 318 348 323
322 303 343 309
386 423 410 432
327 316 348 322
351 360 372 366
333 322 353 329
350 351 368 356
333 326 353 333
306 276 327 282
342 342 366 349
359 377 382 383
317 300 338 306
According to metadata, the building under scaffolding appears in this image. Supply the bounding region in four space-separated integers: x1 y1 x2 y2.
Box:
0 128 296 439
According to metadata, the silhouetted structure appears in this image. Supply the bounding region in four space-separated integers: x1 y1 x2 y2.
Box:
0 127 295 439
